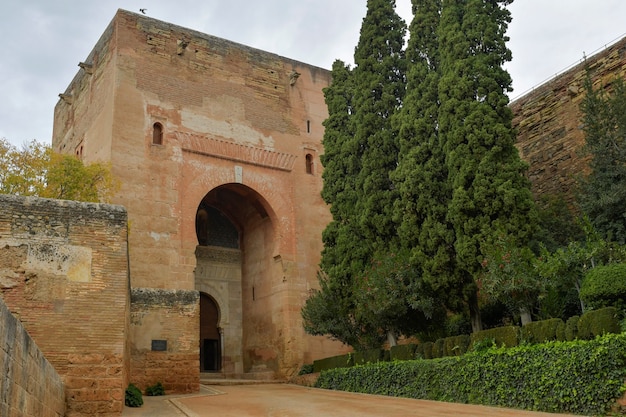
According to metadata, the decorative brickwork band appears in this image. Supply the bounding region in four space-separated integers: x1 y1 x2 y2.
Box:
177 132 297 171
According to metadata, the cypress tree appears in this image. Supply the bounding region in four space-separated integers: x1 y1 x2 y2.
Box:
303 0 408 348
438 0 536 331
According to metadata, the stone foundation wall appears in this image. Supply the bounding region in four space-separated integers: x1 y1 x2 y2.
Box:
0 194 129 416
0 297 65 417
129 288 200 393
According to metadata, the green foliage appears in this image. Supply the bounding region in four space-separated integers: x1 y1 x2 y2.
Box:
581 263 626 310
313 353 354 373
578 74 626 244
390 344 417 361
533 193 584 253
125 383 143 407
431 338 444 359
145 382 165 396
470 326 520 349
565 316 579 341
480 235 544 322
577 307 621 340
353 348 386 366
310 0 410 349
316 333 626 415
535 220 626 314
521 318 565 344
419 342 434 360
298 364 314 375
442 335 470 357
0 138 118 202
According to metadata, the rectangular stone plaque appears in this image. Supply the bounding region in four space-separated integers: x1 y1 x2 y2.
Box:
151 340 167 351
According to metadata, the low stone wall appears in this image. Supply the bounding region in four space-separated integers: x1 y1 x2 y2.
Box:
130 288 200 393
0 297 65 417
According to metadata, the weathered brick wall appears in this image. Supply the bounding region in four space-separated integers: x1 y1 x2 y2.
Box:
512 36 626 201
0 195 129 416
0 297 65 417
129 289 199 393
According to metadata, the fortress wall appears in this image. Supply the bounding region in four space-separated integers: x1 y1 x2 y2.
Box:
0 194 129 416
511 36 626 202
0 297 65 417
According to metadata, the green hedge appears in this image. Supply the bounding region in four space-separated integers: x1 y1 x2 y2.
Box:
578 307 621 340
313 353 354 373
390 344 416 361
565 316 579 341
470 325 519 348
353 348 387 365
443 335 471 357
521 318 565 344
316 333 626 415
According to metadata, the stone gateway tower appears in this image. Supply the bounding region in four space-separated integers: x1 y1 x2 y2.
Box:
52 9 346 389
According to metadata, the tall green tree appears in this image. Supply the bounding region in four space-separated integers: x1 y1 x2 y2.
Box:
578 73 626 244
303 0 409 348
437 0 536 331
393 0 466 315
352 0 407 249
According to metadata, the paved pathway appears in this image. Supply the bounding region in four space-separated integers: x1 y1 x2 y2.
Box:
122 383 581 417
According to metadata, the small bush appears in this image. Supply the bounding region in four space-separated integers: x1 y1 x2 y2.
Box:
581 263 626 310
145 382 165 396
443 335 470 357
298 363 314 375
521 318 565 344
470 325 519 349
420 342 434 359
353 348 386 365
390 344 416 361
431 339 444 358
313 353 354 373
565 316 579 341
578 306 621 340
125 383 143 407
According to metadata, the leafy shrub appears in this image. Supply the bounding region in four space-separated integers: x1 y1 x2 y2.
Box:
125 383 143 407
390 344 416 361
470 325 519 348
316 333 626 416
581 263 626 310
145 382 165 396
419 342 434 359
313 353 354 373
353 348 386 365
445 314 472 336
577 306 621 340
298 363 314 375
521 318 565 344
443 335 470 357
471 337 495 352
431 339 444 358
564 316 579 341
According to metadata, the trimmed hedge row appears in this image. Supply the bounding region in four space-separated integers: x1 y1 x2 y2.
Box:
315 307 622 371
316 333 626 416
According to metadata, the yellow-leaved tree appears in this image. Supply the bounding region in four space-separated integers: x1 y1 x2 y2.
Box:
0 138 118 203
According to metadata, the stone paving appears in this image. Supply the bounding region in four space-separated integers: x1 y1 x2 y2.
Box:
122 383 580 417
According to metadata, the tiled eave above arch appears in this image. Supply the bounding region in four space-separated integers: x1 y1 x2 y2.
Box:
176 132 297 172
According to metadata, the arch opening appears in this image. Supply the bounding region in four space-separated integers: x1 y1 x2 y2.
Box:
200 292 221 372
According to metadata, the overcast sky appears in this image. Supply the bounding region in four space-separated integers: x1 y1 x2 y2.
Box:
1 1 625 147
